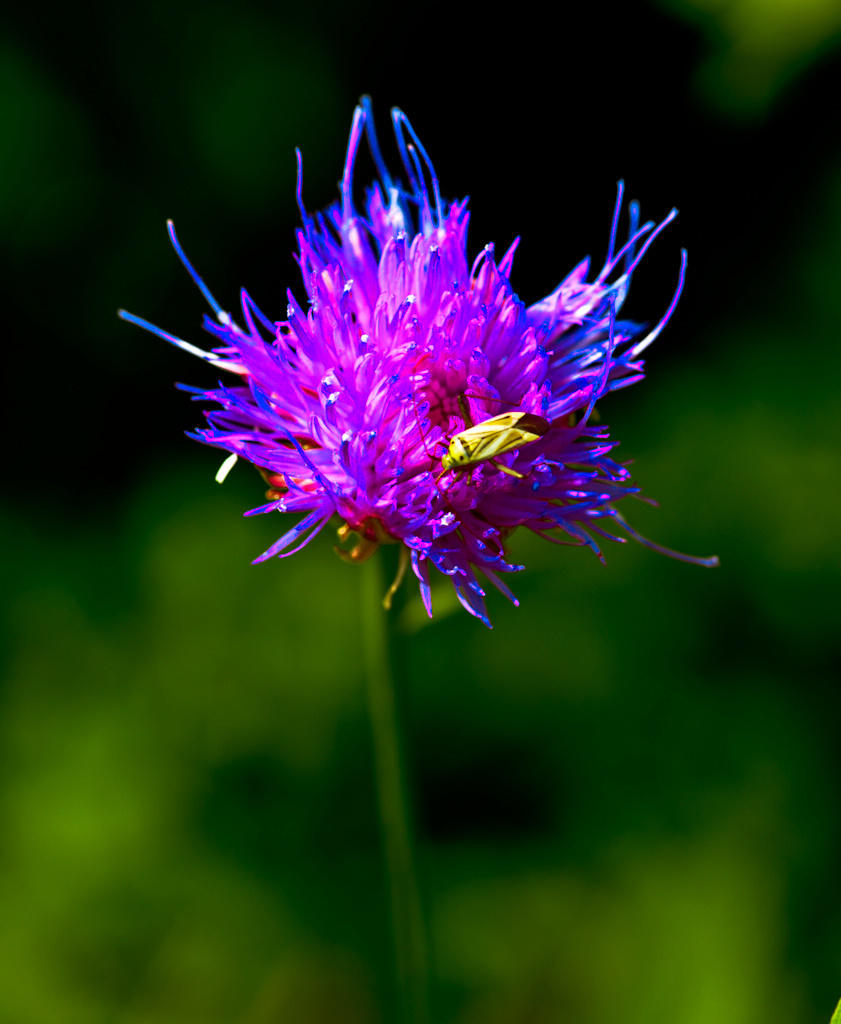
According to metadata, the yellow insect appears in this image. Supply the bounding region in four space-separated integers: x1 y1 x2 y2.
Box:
437 395 550 481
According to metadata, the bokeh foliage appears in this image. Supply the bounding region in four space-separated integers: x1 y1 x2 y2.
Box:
657 0 841 117
2 0 841 1021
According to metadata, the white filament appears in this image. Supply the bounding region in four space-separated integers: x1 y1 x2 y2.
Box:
215 453 238 484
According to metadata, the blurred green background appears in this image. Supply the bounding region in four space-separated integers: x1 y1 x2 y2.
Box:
2 0 841 1021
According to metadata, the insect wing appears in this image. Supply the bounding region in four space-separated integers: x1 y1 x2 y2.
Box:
484 426 529 459
461 412 547 441
457 411 527 437
510 413 549 439
458 422 537 463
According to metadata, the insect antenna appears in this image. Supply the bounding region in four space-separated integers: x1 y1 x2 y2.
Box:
410 392 458 493
462 390 552 432
410 392 437 461
461 390 533 416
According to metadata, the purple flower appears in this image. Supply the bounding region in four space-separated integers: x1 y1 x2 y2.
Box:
120 99 717 627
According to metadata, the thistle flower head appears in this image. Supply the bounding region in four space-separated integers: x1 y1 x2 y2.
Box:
120 99 717 626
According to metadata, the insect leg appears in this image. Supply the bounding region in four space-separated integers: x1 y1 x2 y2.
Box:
490 459 525 479
457 394 474 428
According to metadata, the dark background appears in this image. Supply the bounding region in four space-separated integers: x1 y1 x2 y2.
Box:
2 0 841 1021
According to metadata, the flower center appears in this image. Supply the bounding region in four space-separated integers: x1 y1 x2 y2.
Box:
423 380 469 433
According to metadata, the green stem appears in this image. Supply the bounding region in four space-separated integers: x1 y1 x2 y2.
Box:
360 552 429 1024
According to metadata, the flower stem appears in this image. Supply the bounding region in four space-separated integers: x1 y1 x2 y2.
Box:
360 552 429 1024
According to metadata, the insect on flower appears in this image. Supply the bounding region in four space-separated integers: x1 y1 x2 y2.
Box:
432 394 549 481
118 97 718 627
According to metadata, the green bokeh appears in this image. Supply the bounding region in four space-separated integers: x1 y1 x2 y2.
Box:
2 0 841 1021
657 0 841 118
